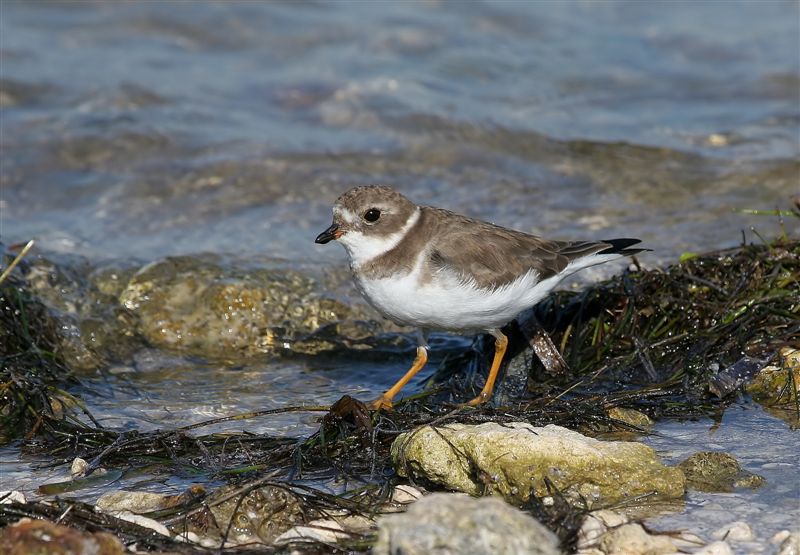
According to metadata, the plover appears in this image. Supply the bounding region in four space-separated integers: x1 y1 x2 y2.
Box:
315 185 645 409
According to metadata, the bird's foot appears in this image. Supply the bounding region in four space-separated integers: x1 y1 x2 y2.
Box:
367 395 394 411
462 391 491 407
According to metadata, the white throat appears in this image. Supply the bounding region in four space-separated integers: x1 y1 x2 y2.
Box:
338 207 420 268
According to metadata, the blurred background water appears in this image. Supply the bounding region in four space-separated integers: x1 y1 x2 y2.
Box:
1 1 798 549
2 0 797 262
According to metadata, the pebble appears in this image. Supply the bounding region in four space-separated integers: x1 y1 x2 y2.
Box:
711 521 754 542
0 491 26 504
776 531 800 555
695 541 734 555
71 457 89 478
392 485 423 504
274 519 349 545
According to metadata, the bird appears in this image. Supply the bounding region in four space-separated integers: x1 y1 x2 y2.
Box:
315 185 645 410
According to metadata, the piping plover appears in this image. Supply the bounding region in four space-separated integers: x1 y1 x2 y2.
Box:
315 185 645 409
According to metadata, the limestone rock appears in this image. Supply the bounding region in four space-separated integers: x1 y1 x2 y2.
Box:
678 451 764 492
598 523 677 555
711 521 755 542
776 531 800 555
119 255 389 358
391 422 685 507
373 493 559 555
0 518 124 555
695 541 734 555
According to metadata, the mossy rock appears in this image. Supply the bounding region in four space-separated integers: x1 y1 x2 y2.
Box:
391 422 685 508
677 451 764 493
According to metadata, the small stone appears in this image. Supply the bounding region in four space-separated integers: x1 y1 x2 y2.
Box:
70 457 89 478
392 485 423 504
0 491 26 505
113 512 171 537
606 407 654 428
0 518 124 554
592 510 629 528
274 519 349 545
599 523 677 555
695 541 734 555
96 490 174 514
373 493 560 555
576 514 606 549
777 531 800 555
678 451 763 493
712 521 755 542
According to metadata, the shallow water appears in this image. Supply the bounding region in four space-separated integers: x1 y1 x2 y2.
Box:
1 0 798 550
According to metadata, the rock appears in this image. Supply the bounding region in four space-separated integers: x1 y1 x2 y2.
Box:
70 457 89 478
0 491 26 504
391 422 685 507
598 522 678 554
274 519 349 545
606 407 654 428
373 493 560 555
392 484 424 504
711 521 755 542
118 255 390 358
113 512 171 537
746 347 800 406
576 510 629 550
96 485 205 515
695 540 734 555
678 451 764 492
0 518 124 554
182 484 310 546
776 531 800 555
274 515 373 545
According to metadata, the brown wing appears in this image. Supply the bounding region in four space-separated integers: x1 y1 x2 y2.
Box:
423 207 628 289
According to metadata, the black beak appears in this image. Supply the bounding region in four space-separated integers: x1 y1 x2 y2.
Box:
315 223 339 244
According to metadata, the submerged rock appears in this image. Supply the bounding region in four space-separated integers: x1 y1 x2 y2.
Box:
678 451 764 492
373 492 560 555
606 407 654 428
182 484 311 546
391 422 685 507
118 254 391 358
0 518 124 555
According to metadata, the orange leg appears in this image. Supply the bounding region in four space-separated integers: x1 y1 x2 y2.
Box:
466 330 508 406
368 346 428 411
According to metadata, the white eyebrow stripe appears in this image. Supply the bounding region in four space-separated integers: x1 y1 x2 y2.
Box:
334 206 357 224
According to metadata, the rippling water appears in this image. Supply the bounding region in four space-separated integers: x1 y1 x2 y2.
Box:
1 1 798 550
2 1 797 262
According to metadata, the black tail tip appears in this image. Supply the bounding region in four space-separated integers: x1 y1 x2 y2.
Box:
599 238 651 255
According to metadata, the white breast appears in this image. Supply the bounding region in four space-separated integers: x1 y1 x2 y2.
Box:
354 256 563 332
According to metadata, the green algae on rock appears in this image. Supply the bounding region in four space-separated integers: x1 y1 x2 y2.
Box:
119 254 389 358
391 422 685 508
178 483 312 547
678 451 764 493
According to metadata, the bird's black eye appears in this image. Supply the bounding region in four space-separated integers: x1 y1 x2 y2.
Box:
364 208 381 223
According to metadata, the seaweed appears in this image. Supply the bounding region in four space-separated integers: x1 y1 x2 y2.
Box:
1 238 798 553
